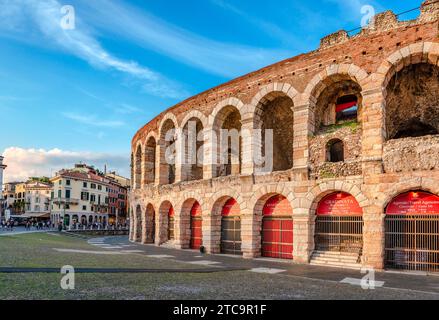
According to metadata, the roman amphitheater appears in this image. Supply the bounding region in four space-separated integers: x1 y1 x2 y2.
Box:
129 1 439 271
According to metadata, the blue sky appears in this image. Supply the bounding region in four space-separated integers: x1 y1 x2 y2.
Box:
0 0 422 181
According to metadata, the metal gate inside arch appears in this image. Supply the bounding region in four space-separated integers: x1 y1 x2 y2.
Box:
385 191 439 272
221 198 242 255
261 195 294 259
314 192 363 254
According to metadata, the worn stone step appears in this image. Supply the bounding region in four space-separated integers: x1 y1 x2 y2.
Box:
311 256 358 263
313 250 360 257
310 260 362 269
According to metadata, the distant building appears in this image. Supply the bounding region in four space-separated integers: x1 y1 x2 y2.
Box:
22 180 51 219
0 156 6 217
2 182 20 213
50 164 111 227
106 171 130 225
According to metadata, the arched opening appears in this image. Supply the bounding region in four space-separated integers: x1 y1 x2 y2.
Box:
220 198 242 255
144 204 155 244
81 215 87 225
326 139 344 162
190 201 203 250
144 137 156 185
314 79 362 133
314 192 363 256
88 215 93 224
135 145 142 189
168 206 175 241
182 118 204 181
261 195 293 259
385 63 439 140
254 93 294 173
213 106 242 177
159 119 177 185
385 191 439 272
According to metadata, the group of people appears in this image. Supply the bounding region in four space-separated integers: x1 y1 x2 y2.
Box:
0 219 15 231
24 220 54 231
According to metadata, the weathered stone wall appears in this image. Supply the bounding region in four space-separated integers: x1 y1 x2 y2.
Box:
383 135 439 173
309 126 362 178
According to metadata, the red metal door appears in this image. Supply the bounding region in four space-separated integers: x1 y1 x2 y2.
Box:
261 195 293 259
190 202 203 249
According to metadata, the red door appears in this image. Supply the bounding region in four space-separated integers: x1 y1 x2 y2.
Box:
261 195 293 259
190 202 203 249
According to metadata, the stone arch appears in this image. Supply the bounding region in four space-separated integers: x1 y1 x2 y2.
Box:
181 114 206 182
134 143 143 189
305 182 369 215
380 178 439 212
209 97 245 124
303 63 369 104
245 82 299 118
378 42 439 92
180 110 208 129
249 86 297 173
378 42 439 140
211 103 243 177
158 116 178 185
142 203 156 244
202 188 243 254
304 64 367 134
143 133 157 185
179 197 203 249
157 200 175 245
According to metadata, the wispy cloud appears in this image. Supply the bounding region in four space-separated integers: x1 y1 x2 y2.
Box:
80 0 291 78
62 112 125 127
209 0 298 47
114 103 144 115
0 0 188 99
2 146 129 182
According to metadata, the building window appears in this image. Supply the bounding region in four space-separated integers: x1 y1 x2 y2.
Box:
65 190 71 199
66 180 71 186
83 182 88 188
58 190 61 198
327 139 344 163
91 183 96 189
82 205 87 211
98 185 102 191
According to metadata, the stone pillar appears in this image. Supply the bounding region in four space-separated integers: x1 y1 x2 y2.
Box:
202 211 221 254
175 207 191 249
293 211 314 263
174 128 183 183
361 88 385 175
241 210 258 258
240 119 255 176
203 126 216 180
362 205 385 269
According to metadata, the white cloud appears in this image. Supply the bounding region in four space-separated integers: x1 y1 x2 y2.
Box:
2 147 129 183
62 112 125 127
80 0 291 78
0 0 188 99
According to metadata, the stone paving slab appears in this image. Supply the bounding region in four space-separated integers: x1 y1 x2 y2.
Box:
103 236 439 295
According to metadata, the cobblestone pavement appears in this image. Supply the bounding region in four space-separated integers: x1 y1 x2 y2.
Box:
100 236 439 297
